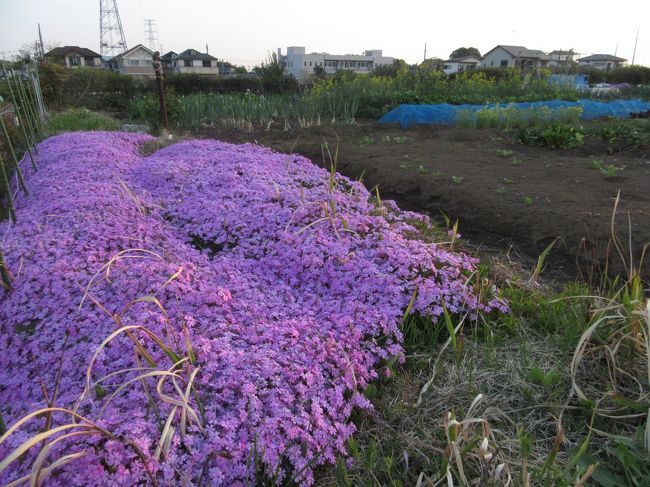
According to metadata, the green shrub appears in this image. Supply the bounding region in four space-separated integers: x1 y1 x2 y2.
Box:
128 90 181 128
517 123 585 149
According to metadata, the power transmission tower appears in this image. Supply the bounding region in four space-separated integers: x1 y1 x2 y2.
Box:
144 19 159 52
99 0 128 57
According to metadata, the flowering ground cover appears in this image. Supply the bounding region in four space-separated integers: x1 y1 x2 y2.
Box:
0 132 504 485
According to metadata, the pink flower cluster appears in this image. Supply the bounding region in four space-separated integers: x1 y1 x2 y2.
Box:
0 132 505 485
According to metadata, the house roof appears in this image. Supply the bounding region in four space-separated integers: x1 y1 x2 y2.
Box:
161 51 177 61
549 49 575 55
174 49 217 61
46 46 101 58
112 44 155 60
577 54 627 62
444 56 482 63
485 45 550 60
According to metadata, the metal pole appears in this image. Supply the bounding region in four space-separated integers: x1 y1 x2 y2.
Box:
38 23 46 62
632 29 639 66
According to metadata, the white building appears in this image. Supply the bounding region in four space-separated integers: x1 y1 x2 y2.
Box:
109 44 155 78
577 54 627 70
442 56 481 75
548 50 576 67
279 46 393 80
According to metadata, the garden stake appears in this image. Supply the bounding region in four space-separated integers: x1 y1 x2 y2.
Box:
0 152 17 223
0 116 29 195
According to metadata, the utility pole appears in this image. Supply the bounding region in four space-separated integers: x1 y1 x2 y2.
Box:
423 42 427 62
632 29 639 65
37 23 45 61
152 52 169 131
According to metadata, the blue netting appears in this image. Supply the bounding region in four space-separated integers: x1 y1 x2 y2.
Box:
378 99 650 128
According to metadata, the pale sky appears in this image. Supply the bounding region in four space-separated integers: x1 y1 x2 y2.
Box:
1 0 649 68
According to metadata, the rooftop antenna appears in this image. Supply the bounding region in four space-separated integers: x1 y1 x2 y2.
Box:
99 0 128 57
144 19 159 52
632 28 639 65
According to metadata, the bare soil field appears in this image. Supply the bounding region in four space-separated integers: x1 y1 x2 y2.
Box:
195 121 650 278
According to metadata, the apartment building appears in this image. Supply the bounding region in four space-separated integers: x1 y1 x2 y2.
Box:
279 46 393 80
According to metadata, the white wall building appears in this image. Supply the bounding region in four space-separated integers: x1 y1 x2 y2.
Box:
442 56 481 75
280 46 393 80
481 45 550 69
110 44 155 78
577 54 627 70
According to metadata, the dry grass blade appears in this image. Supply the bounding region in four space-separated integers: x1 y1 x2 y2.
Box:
115 175 146 216
0 424 94 473
155 406 178 461
0 407 157 486
29 430 90 487
416 314 468 407
78 248 163 311
5 452 86 487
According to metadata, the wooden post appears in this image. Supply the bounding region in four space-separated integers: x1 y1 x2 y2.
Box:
0 246 12 291
152 51 169 131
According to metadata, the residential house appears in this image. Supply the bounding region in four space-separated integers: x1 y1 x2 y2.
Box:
161 49 219 76
45 46 102 68
279 46 393 80
548 49 576 67
442 56 481 75
109 44 155 78
577 54 627 70
481 45 550 69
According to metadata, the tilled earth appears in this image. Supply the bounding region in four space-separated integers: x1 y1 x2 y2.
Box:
195 121 650 278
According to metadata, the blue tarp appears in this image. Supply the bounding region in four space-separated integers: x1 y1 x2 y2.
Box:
378 99 650 128
548 74 589 89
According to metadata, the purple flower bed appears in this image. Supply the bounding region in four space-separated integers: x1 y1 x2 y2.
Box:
0 132 505 485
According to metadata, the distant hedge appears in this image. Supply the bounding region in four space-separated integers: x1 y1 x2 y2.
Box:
28 63 650 116
35 66 300 112
550 65 650 85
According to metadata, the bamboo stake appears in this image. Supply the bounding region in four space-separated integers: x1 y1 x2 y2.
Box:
0 152 17 223
12 74 40 149
2 64 38 170
18 75 44 140
0 116 29 195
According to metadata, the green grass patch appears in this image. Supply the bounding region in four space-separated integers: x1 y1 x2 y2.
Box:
45 109 121 136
